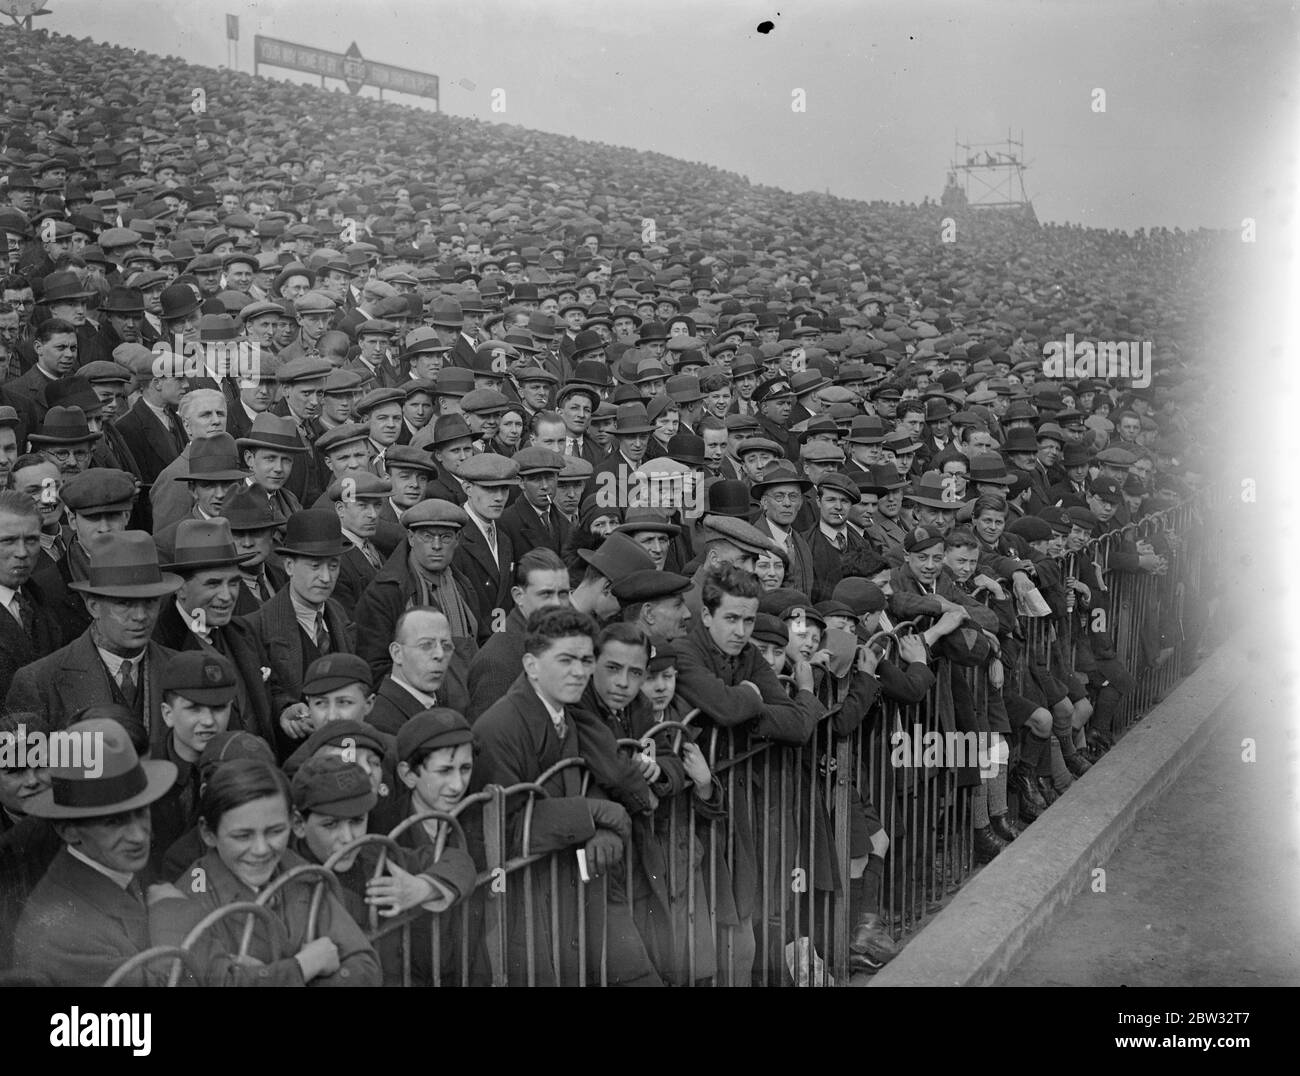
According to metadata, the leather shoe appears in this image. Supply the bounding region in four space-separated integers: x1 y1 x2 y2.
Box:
990 814 1020 842
849 913 900 965
1011 765 1047 808
1037 776 1060 805
974 825 1006 863
1065 752 1092 777
1086 729 1112 756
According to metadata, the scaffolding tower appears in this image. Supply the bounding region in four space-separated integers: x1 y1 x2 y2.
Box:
942 131 1036 221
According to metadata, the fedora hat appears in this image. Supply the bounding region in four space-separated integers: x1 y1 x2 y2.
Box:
1002 427 1040 454
163 518 259 571
175 433 247 482
275 510 349 558
236 413 306 454
577 531 656 578
100 286 145 314
40 270 96 303
220 486 287 531
969 454 1013 485
23 717 177 820
750 461 813 496
69 530 184 598
904 471 958 509
613 402 655 435
27 405 101 446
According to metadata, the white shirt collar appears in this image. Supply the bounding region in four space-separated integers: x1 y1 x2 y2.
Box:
533 685 567 728
289 592 324 639
67 846 134 890
390 671 437 708
96 645 145 677
175 598 210 641
464 503 496 541
819 521 846 542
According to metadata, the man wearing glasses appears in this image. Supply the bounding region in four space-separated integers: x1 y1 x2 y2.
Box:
354 499 480 682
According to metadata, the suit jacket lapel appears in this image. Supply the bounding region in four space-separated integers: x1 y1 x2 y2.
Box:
135 398 176 465
462 525 501 582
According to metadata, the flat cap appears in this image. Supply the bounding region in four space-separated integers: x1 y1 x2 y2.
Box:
460 388 511 414
699 514 780 557
1007 515 1054 542
290 755 377 818
401 499 469 530
77 360 133 384
558 456 594 481
315 422 371 456
60 468 137 514
302 653 373 696
292 291 337 315
160 651 237 706
328 472 392 501
459 453 520 486
512 446 565 475
612 569 691 606
396 708 474 763
275 356 333 384
384 445 438 473
355 387 405 415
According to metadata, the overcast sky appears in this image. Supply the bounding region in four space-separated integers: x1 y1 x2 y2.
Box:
32 0 1298 232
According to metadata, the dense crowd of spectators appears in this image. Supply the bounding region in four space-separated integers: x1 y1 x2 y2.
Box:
0 25 1218 987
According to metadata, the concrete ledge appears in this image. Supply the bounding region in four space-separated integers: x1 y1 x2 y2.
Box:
867 639 1245 987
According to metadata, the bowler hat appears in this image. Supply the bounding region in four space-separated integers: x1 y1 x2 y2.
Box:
275 510 349 558
28 406 101 446
159 282 202 320
69 530 183 598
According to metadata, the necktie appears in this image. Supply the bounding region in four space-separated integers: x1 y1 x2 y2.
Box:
315 613 332 654
166 413 185 454
245 575 265 604
48 534 66 562
118 658 138 705
362 542 382 569
485 522 498 560
10 591 33 635
835 530 846 552
565 437 577 456
126 878 146 906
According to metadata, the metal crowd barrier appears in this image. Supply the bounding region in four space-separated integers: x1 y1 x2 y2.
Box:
108 493 1217 988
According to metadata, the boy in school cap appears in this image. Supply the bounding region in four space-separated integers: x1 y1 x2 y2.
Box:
302 653 377 731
